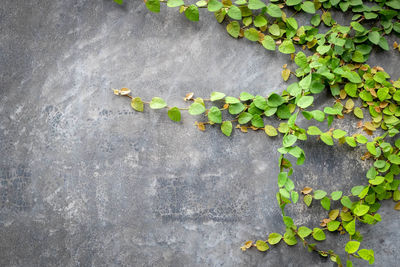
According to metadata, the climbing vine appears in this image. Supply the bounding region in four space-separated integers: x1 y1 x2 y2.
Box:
113 0 400 265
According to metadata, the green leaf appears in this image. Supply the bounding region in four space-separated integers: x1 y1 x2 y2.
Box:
316 45 331 55
168 107 181 122
354 107 364 119
298 226 313 238
207 0 223 12
238 112 253 124
297 96 314 109
283 135 297 147
321 197 331 211
378 37 389 51
167 0 184 8
268 233 282 245
185 5 199 21
341 196 353 209
239 92 254 101
368 31 380 45
210 91 226 101
254 15 267 27
189 102 206 115
295 52 308 69
150 97 167 109
114 0 123 5
354 204 369 217
286 18 298 30
311 14 320 26
227 5 242 20
333 129 347 139
283 216 294 228
226 21 240 38
301 1 316 14
307 126 322 135
304 194 313 206
267 93 285 107
358 249 375 264
351 21 365 32
265 125 278 136
279 40 295 54
225 96 240 104
386 0 400 9
314 190 327 200
352 51 364 63
351 186 364 196
267 4 282 18
145 0 160 13
262 35 276 50
283 231 297 245
311 110 325 122
269 24 281 36
388 154 400 164
292 191 299 203
327 220 341 231
256 240 269 251
208 106 222 123
320 133 334 146
229 103 245 114
286 0 302 6
299 73 312 89
287 83 301 97
252 95 268 110
244 28 260 41
248 0 266 10
221 121 233 136
331 191 343 200
312 228 326 241
131 97 144 112
278 172 288 187
251 114 264 128
345 241 360 254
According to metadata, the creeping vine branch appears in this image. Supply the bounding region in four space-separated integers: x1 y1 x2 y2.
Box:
112 0 400 266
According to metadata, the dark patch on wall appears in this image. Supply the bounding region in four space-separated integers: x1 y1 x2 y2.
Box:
153 175 249 222
0 164 32 212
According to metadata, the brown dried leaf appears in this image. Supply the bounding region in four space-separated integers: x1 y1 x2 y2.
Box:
395 202 400 210
240 126 248 133
301 187 313 194
119 88 131 95
195 122 206 131
184 92 194 101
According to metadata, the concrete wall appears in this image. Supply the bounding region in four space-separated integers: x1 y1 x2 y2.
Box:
0 1 399 266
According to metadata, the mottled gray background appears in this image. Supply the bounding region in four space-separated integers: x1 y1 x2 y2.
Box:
0 0 399 266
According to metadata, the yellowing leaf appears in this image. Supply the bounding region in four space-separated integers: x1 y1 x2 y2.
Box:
131 97 144 112
265 125 278 136
345 99 354 110
395 202 400 210
282 68 291 81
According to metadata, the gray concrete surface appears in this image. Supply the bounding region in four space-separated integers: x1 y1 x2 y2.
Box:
0 1 399 266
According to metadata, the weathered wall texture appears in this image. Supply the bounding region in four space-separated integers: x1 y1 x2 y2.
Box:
0 1 399 266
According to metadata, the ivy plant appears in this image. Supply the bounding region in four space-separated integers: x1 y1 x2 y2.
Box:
113 0 400 265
